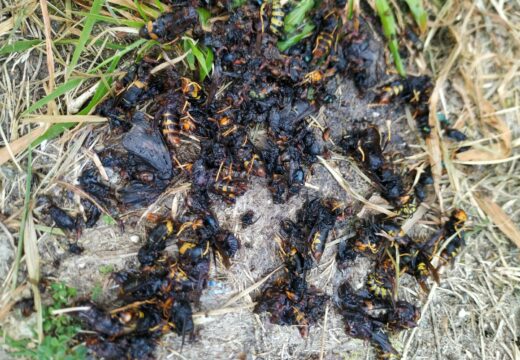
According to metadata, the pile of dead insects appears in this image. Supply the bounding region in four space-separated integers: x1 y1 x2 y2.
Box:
32 0 470 358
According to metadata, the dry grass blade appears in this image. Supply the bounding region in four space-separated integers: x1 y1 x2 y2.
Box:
317 156 396 216
455 101 512 162
55 180 113 218
0 17 14 36
0 285 27 322
475 194 520 248
401 203 429 234
319 303 329 360
50 306 92 316
23 115 108 123
23 213 43 342
453 153 520 165
222 265 283 308
151 51 191 74
39 0 58 115
192 304 255 325
0 126 46 166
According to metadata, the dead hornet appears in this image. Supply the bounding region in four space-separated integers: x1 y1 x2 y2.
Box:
212 180 248 204
312 12 339 63
374 75 432 105
139 7 198 42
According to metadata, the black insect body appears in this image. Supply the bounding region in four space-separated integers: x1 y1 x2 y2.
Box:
440 209 468 262
76 302 126 337
68 242 84 255
240 210 256 227
49 205 81 236
68 1 457 357
38 196 82 239
336 281 420 357
414 166 433 203
384 300 420 332
341 125 409 207
445 128 467 142
342 311 398 356
170 299 194 337
15 298 35 317
138 220 177 266
214 231 241 262
375 75 432 105
254 276 329 338
139 8 198 42
81 199 102 228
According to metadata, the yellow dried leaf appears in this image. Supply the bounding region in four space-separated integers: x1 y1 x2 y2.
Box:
456 101 511 162
476 194 520 248
0 126 47 166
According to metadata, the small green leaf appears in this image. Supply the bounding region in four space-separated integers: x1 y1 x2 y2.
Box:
277 23 315 52
405 0 428 33
196 8 211 27
346 0 355 19
90 282 103 302
231 0 247 8
284 0 315 34
375 0 406 77
101 214 117 225
134 0 149 21
0 39 41 55
98 264 114 274
183 37 213 81
154 0 166 12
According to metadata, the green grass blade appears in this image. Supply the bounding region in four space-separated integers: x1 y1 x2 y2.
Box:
73 11 145 27
0 40 41 55
277 23 314 52
91 39 146 70
375 0 407 77
25 39 145 117
66 0 104 78
199 48 213 81
32 123 77 148
11 145 32 289
0 39 127 55
153 0 165 12
405 0 428 33
29 39 147 145
80 54 124 115
346 0 355 19
134 0 149 21
284 0 315 34
184 38 213 81
23 79 83 116
196 7 211 28
231 0 247 8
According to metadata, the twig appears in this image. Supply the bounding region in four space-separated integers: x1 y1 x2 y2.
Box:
319 304 329 360
55 180 113 219
51 306 92 315
317 156 397 216
0 220 16 249
402 284 438 359
222 265 283 307
192 304 255 325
